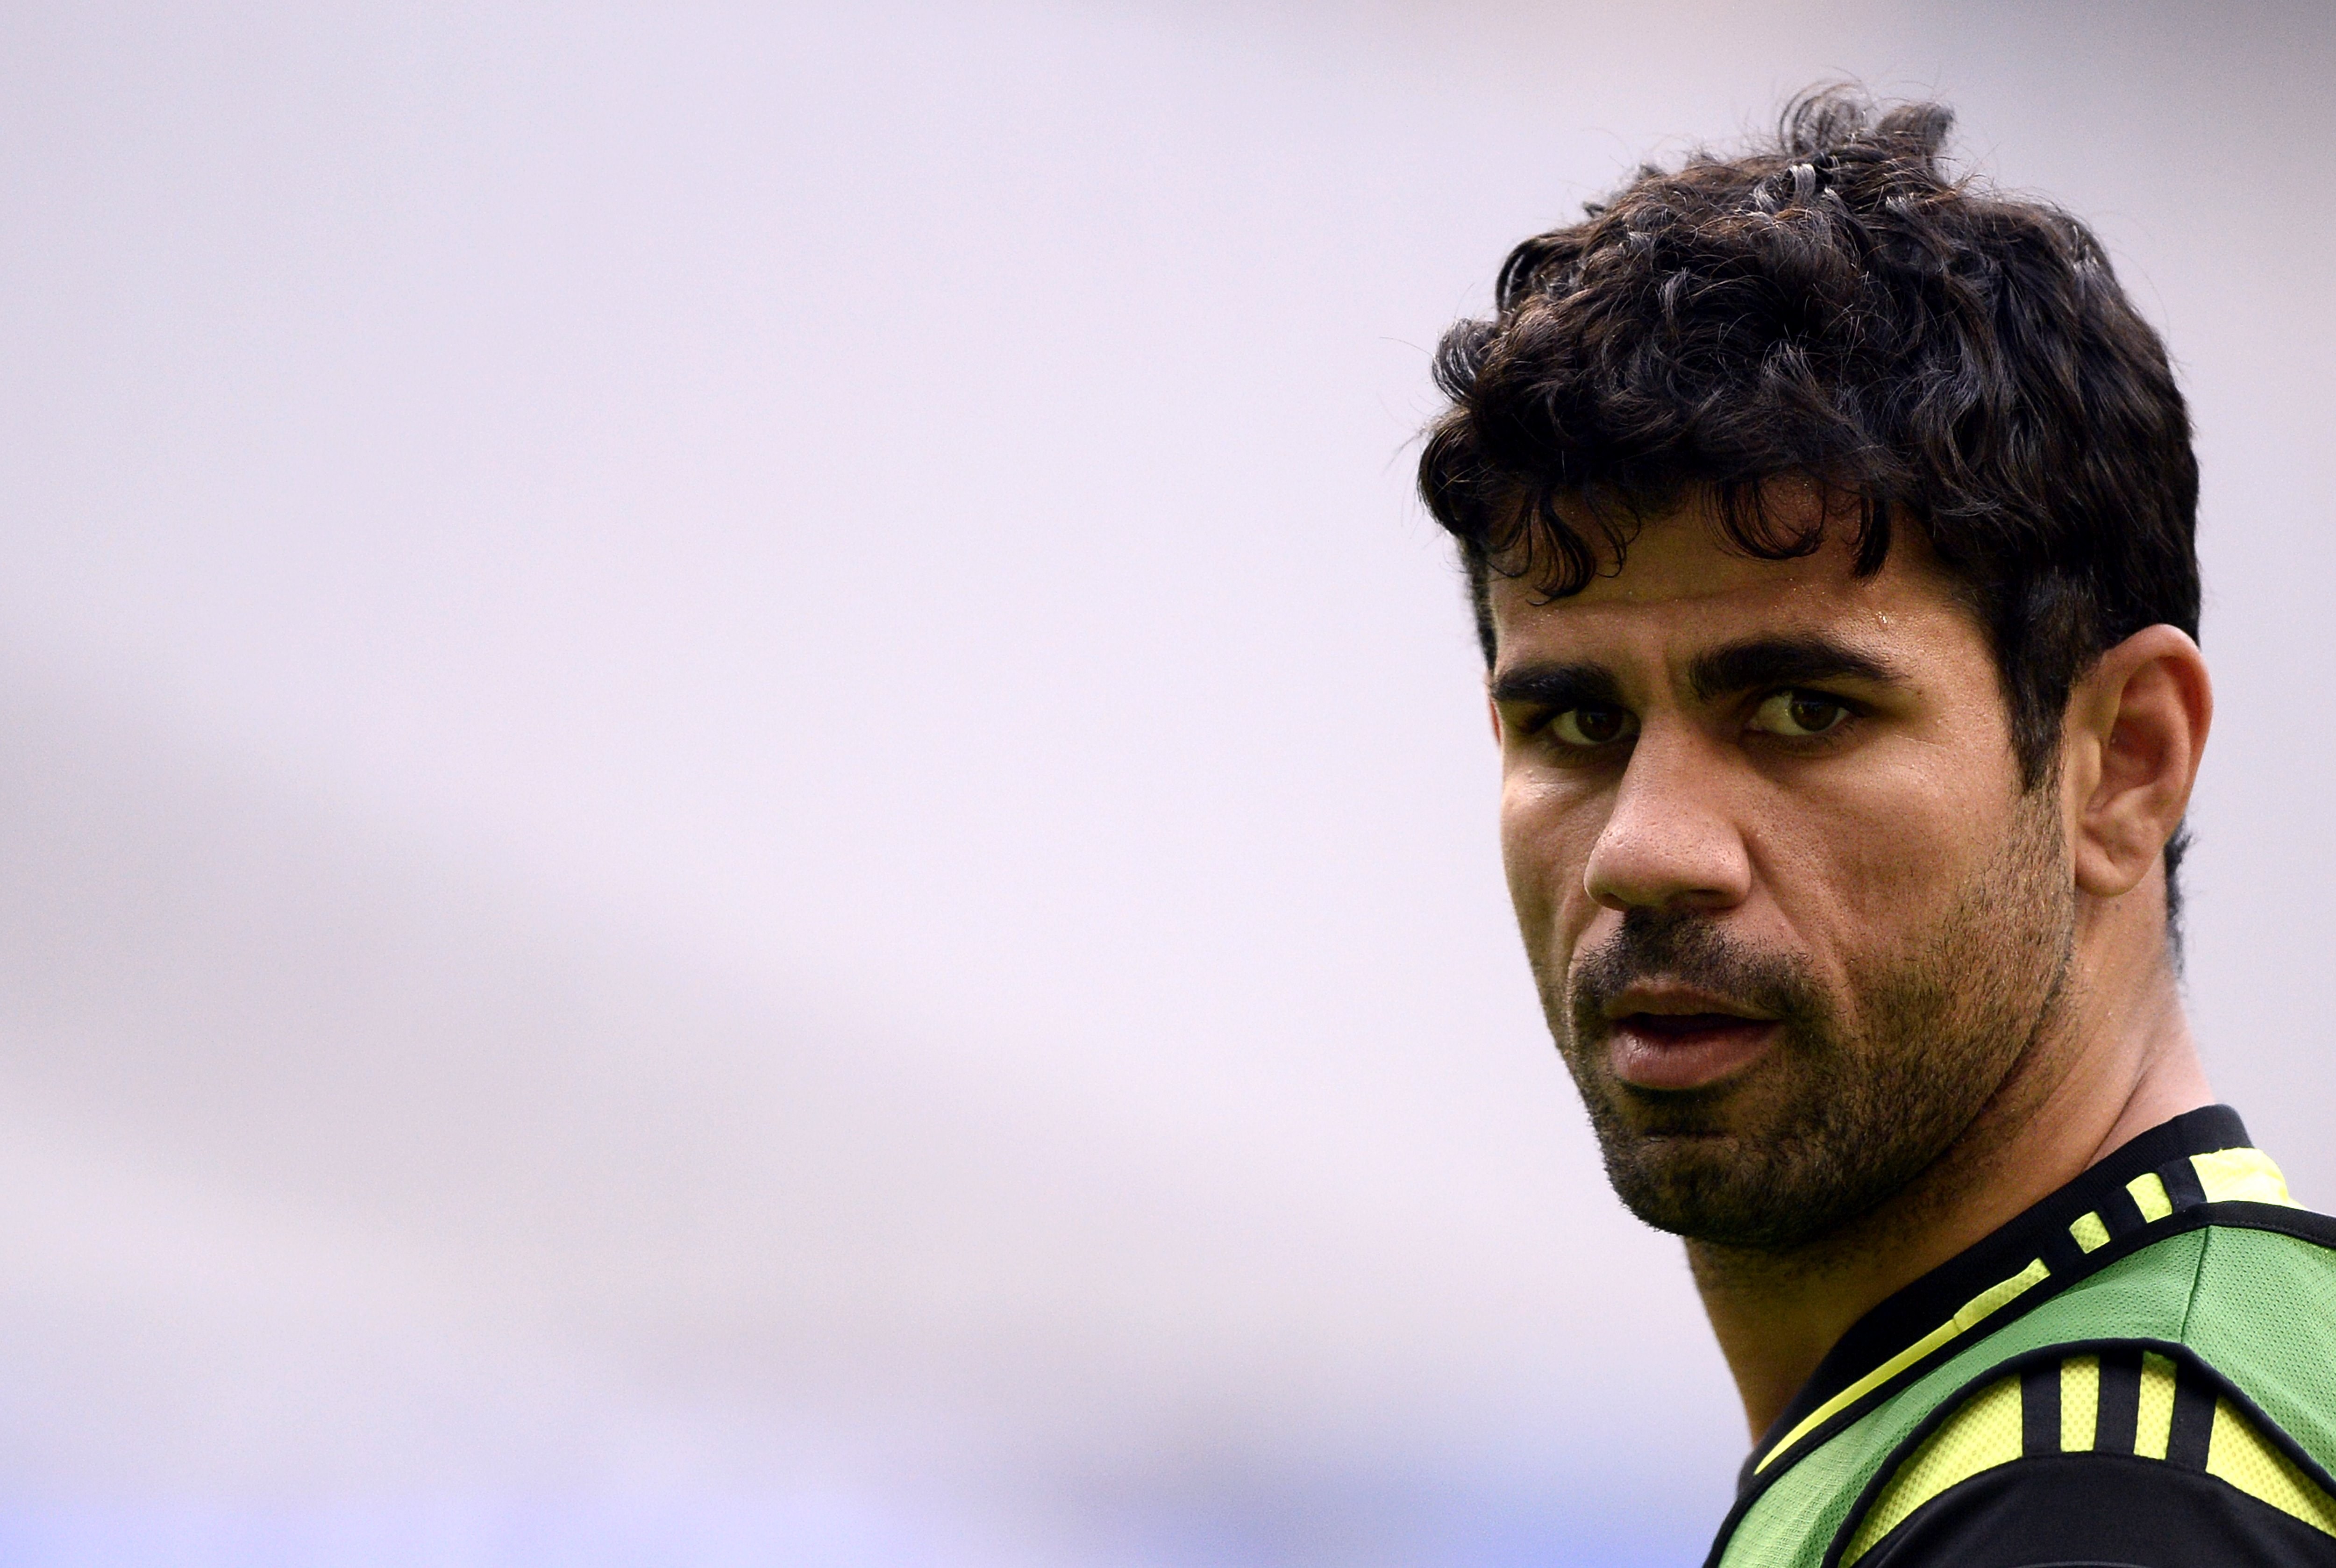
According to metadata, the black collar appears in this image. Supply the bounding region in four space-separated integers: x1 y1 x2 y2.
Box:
1737 1103 2253 1491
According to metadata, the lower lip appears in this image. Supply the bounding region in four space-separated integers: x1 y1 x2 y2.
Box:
1608 1016 1779 1091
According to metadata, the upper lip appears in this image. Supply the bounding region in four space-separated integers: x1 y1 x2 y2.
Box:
1602 983 1774 1023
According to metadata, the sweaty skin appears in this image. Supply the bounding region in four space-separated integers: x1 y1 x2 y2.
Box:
1488 495 2215 1439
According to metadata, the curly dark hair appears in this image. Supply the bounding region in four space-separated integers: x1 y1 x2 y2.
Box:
1417 88 2200 914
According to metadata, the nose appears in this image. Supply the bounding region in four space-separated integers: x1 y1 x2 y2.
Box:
1583 727 1753 913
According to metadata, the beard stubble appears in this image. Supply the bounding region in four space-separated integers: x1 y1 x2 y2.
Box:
1545 790 2076 1255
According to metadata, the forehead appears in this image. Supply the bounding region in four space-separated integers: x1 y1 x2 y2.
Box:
1486 510 1980 676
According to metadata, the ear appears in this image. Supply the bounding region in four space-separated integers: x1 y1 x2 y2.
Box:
2062 625 2212 899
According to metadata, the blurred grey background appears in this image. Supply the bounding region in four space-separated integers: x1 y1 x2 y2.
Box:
0 1 2329 1563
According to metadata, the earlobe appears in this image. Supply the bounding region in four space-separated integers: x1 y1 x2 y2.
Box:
2068 626 2212 899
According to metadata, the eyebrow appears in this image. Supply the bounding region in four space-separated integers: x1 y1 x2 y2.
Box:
1686 636 1905 701
1488 637 1904 710
1488 663 1625 709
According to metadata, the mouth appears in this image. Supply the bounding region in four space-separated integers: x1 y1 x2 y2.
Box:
1603 1003 1779 1092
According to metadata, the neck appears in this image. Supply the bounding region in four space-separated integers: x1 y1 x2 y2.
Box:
1688 896 2213 1442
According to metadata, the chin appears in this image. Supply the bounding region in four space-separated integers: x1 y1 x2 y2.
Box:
1593 1119 1861 1251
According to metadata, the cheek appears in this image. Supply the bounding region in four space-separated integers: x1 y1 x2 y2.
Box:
1753 743 2018 941
1499 768 1605 937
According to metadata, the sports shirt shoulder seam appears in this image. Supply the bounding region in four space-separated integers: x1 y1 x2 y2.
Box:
2175 1219 2211 1345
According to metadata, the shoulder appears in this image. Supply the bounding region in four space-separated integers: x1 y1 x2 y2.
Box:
1841 1346 2336 1568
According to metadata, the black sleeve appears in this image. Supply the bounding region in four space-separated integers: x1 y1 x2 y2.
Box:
1856 1452 2336 1568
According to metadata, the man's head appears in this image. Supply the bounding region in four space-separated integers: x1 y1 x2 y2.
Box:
1418 93 2209 1253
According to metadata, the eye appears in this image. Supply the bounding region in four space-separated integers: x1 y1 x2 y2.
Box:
1550 704 1638 747
1749 689 1852 738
